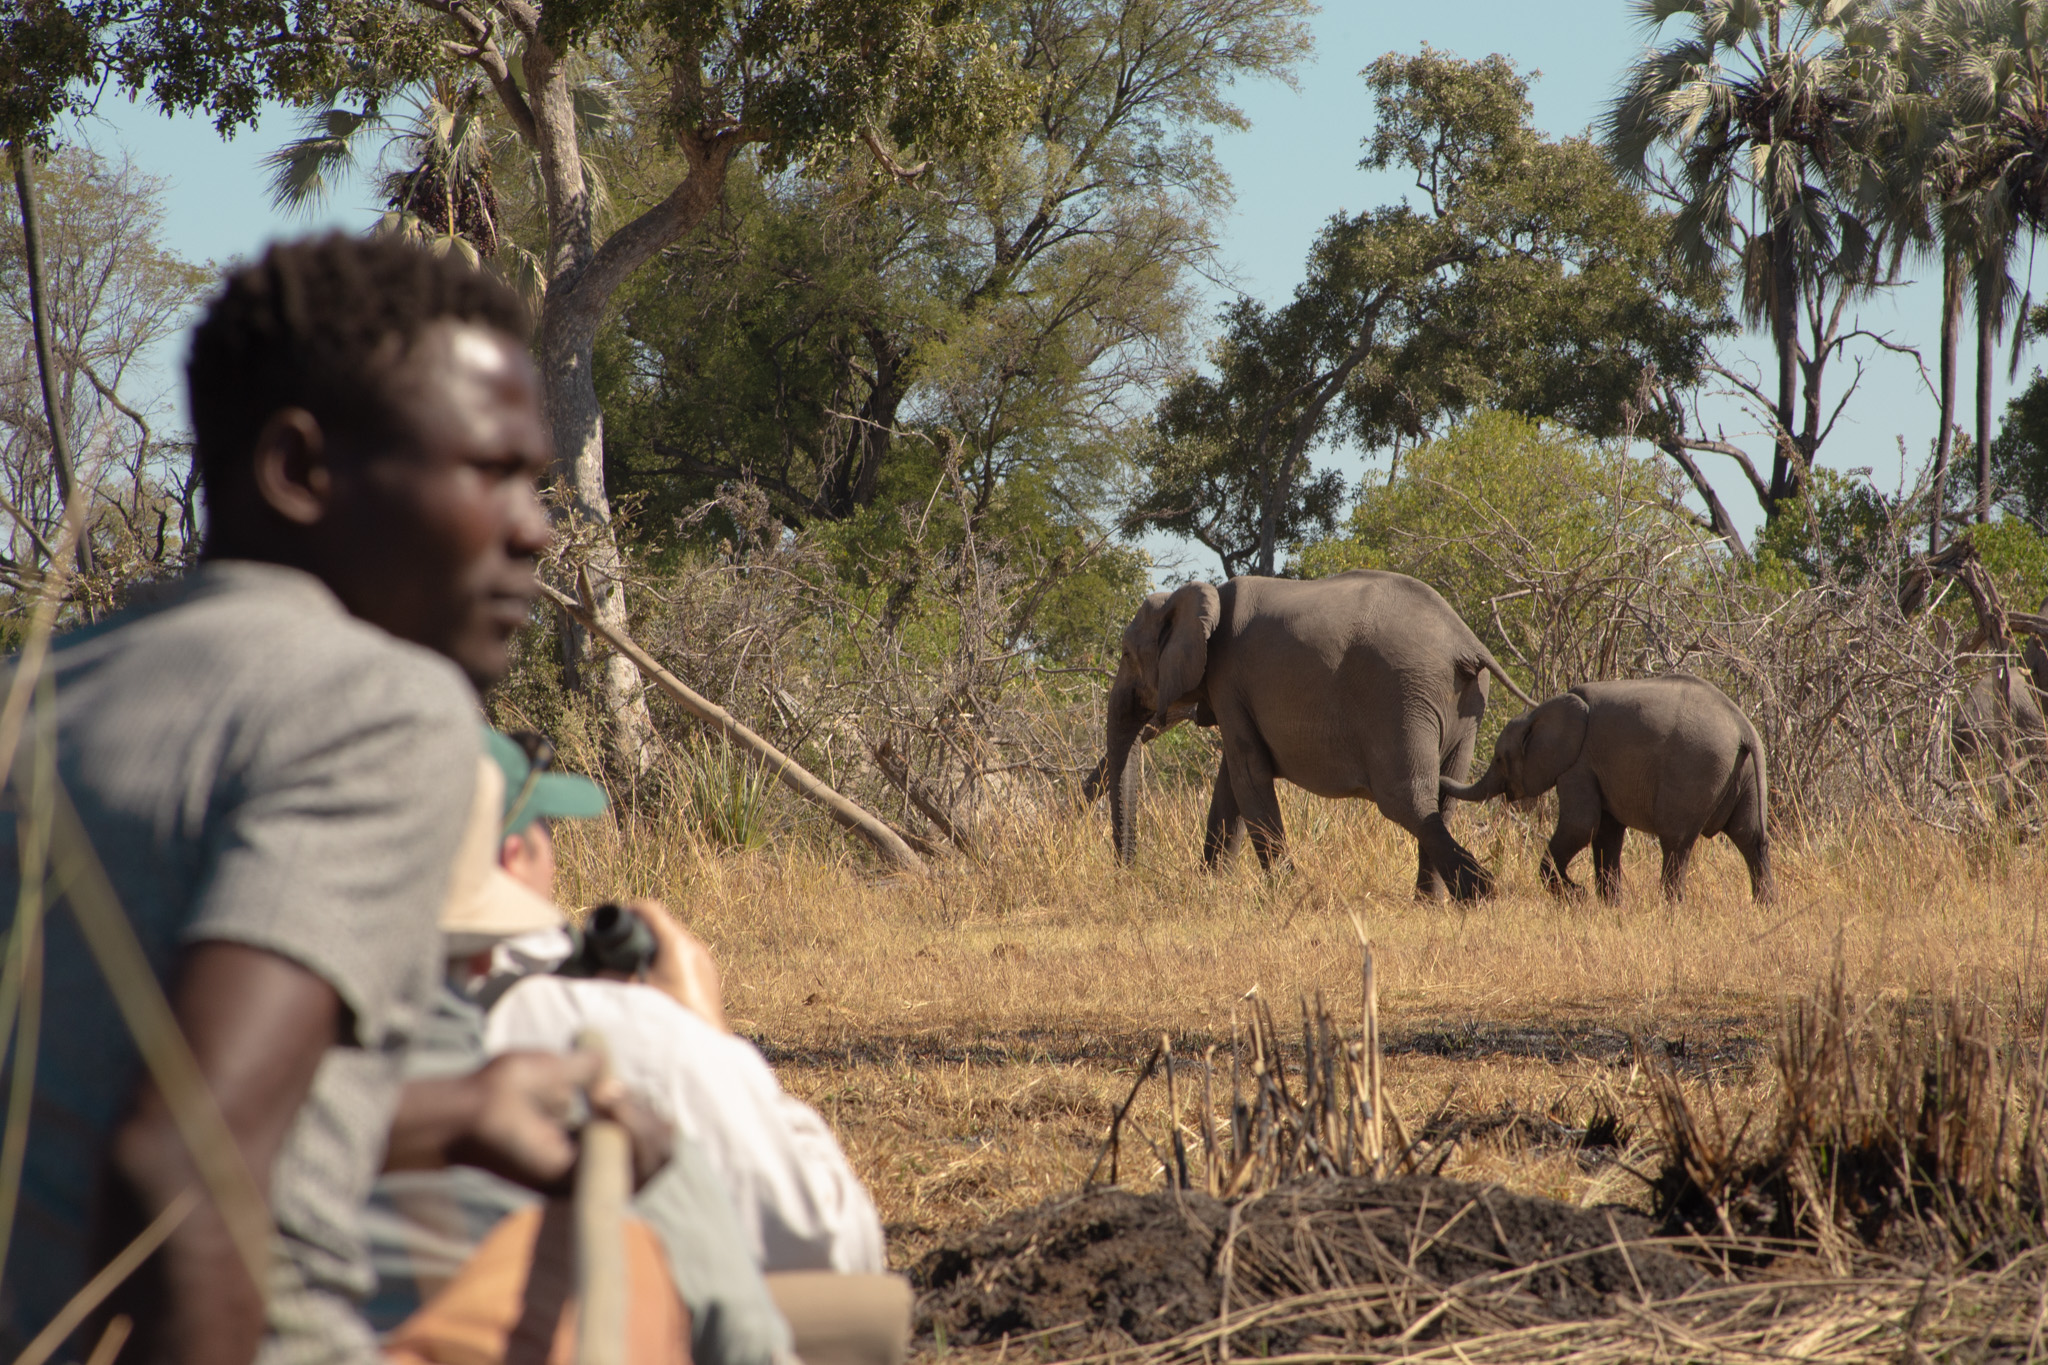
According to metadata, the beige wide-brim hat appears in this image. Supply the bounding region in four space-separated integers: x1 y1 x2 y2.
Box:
440 755 566 942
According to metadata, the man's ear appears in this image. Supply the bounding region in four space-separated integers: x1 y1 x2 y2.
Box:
250 408 335 527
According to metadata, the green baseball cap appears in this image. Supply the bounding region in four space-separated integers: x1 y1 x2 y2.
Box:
487 730 609 835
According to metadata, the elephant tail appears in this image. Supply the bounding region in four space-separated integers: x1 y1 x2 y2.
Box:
1709 735 1767 835
1473 652 1537 709
1747 737 1769 829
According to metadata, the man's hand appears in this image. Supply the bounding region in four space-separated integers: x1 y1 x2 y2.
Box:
585 1067 677 1189
390 1050 674 1194
446 1051 595 1190
622 899 729 1032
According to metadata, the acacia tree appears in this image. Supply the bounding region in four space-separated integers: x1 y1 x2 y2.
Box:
608 0 1313 545
0 146 210 589
1126 50 1722 577
2 0 1030 766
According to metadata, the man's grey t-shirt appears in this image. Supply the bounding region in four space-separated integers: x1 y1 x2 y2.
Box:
0 561 479 1361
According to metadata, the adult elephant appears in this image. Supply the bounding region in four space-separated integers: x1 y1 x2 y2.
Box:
1102 571 1534 900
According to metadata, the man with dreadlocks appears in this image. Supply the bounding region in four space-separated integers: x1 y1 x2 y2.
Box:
0 234 671 1365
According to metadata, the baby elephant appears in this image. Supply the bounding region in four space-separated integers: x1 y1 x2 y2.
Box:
1441 675 1771 902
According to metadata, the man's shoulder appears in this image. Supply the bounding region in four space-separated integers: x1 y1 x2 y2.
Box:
56 561 473 722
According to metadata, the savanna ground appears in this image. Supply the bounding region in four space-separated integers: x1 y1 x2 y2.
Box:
552 772 2048 1283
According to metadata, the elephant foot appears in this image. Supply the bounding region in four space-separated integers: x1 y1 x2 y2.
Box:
1417 814 1491 902
1442 860 1492 902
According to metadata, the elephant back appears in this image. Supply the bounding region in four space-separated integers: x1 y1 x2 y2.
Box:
1229 571 1488 660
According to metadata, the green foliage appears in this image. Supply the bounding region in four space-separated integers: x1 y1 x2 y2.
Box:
1126 47 1724 578
1298 409 1691 619
1605 0 1901 521
1 1 114 145
587 1 1306 655
3 0 1024 154
1970 519 2048 616
1991 369 2048 531
599 0 1312 530
681 733 774 852
1 0 448 143
1751 468 1904 588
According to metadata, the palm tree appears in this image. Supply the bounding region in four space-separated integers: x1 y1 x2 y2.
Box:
265 76 502 258
1605 0 1880 523
1838 4 1967 550
1918 0 2048 526
263 70 616 298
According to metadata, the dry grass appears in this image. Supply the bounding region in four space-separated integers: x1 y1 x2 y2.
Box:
553 776 2048 1272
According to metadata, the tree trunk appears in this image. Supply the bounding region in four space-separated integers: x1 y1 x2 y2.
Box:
1254 452 1279 578
11 145 91 574
822 330 902 517
1657 438 1751 562
1977 268 1995 525
519 42 734 773
1931 255 1961 554
1766 220 1801 519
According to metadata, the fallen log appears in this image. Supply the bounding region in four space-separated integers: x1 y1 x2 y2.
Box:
537 581 923 874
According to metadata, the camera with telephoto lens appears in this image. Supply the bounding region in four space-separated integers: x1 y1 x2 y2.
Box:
556 903 658 978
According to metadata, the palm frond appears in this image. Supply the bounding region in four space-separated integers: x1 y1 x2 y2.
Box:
260 107 381 213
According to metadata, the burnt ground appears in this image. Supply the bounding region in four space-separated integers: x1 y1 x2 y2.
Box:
756 1017 1767 1074
913 1175 1706 1353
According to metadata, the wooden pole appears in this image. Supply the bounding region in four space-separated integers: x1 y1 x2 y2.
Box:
573 1030 629 1365
536 581 923 873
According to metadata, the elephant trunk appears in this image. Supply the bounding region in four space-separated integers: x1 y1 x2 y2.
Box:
1079 754 1109 806
1441 762 1507 804
1106 676 1145 865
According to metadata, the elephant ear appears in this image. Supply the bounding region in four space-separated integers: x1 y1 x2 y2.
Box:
1153 581 1221 723
1518 692 1591 794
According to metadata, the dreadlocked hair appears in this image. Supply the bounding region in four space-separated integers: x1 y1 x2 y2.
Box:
186 232 530 520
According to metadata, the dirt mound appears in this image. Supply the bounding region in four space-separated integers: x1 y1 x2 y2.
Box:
913 1176 1704 1351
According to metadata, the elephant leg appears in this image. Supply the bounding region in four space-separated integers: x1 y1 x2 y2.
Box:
1732 829 1772 903
1659 835 1697 901
1380 765 1491 902
1721 774 1772 903
1591 810 1627 904
1203 758 1245 867
1418 811 1491 901
1541 772 1601 898
1413 841 1443 901
1722 807 1772 903
1419 730 1478 900
1222 727 1287 872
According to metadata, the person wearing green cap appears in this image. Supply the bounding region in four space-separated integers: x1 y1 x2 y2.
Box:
364 731 795 1365
477 730 912 1365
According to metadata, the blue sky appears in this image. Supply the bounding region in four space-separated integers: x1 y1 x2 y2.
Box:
63 2 2020 552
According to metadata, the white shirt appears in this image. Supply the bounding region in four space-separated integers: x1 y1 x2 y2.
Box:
483 975 886 1274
